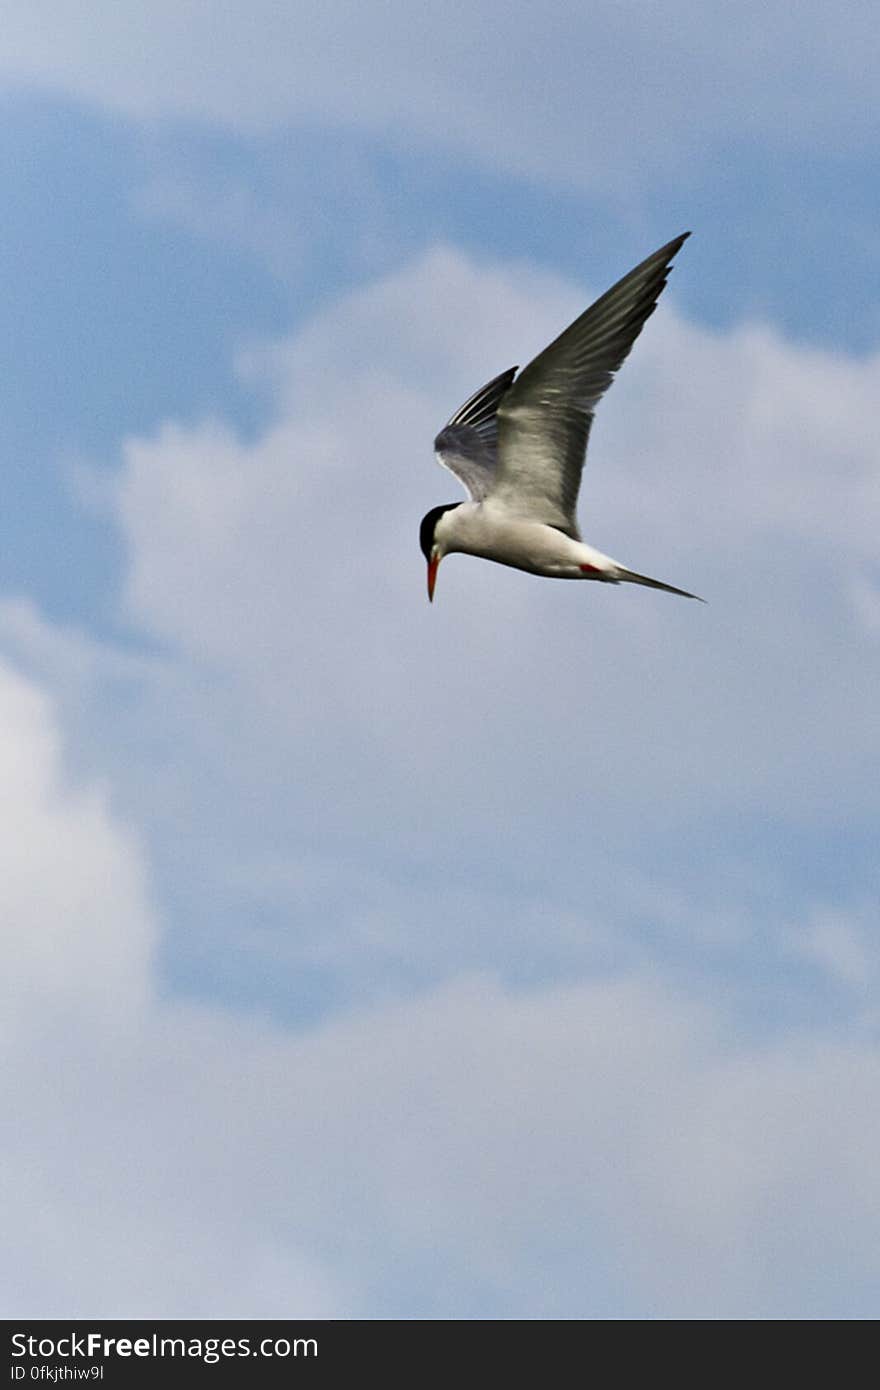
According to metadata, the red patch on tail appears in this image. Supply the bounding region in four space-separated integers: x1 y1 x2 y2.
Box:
579 563 600 574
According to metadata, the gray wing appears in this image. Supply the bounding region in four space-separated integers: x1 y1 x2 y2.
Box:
434 366 518 501
489 233 690 536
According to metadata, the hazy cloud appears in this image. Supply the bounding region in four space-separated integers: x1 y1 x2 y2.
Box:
2 3 879 189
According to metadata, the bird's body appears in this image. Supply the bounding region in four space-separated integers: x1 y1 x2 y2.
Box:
420 233 702 603
433 501 616 579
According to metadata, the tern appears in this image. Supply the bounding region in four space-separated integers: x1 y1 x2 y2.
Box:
420 233 702 603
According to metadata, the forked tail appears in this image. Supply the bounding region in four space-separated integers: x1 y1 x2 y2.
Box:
617 566 704 602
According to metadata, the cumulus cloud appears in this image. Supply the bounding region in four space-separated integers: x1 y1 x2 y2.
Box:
6 785 880 1318
13 245 879 1001
0 651 877 1319
0 659 152 1036
109 246 880 841
0 651 345 1318
1 3 879 188
4 244 880 1317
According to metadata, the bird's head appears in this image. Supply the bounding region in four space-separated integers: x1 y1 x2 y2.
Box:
419 504 460 602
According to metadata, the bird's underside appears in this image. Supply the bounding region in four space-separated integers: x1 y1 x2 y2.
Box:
441 503 701 599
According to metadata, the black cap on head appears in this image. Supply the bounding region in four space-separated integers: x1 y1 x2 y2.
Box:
419 504 459 561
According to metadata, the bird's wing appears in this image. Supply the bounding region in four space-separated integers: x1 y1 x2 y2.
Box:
433 366 519 501
488 233 690 536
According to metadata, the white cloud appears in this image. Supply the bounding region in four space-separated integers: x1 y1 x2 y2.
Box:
7 833 880 1318
1 3 879 188
107 245 880 849
0 650 345 1318
0 648 876 1321
12 244 879 999
0 624 876 1318
4 244 880 1317
0 659 152 1037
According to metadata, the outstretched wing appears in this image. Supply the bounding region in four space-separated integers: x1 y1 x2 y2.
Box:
433 366 518 501
489 233 690 535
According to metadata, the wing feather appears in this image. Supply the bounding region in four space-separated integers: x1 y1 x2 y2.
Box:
489 233 690 533
433 365 518 500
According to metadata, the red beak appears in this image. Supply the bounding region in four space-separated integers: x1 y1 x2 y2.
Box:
427 555 439 602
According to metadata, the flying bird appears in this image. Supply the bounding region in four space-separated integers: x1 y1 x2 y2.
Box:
420 233 702 603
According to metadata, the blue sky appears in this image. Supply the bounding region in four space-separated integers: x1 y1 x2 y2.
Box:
2 2 880 1320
